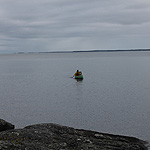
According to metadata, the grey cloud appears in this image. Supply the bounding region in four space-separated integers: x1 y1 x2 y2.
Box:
0 0 150 53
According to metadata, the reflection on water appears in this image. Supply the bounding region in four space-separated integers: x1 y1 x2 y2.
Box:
74 78 83 82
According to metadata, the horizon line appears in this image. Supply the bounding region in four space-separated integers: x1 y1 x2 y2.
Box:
16 48 150 54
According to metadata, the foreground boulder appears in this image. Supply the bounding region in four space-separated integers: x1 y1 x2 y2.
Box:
0 119 14 132
0 123 147 150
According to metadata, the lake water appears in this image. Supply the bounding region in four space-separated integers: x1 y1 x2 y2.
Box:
0 51 150 141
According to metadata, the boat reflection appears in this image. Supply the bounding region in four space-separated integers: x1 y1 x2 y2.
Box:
74 78 83 82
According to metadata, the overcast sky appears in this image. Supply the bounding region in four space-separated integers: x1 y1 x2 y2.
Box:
0 0 150 53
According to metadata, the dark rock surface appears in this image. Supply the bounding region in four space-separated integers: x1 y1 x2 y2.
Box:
0 123 147 150
0 119 14 132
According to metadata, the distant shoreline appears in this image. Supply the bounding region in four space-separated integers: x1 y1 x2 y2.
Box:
17 49 150 54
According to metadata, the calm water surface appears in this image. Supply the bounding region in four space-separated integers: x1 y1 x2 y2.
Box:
0 51 150 141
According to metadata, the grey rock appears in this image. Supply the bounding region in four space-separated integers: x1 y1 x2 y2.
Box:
0 119 14 132
0 123 147 150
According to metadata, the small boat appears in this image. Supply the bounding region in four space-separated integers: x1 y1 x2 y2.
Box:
75 75 83 79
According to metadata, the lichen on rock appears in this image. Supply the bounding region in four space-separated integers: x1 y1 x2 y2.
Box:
0 122 148 150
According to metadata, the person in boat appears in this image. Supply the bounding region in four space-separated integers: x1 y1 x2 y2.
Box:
73 70 82 77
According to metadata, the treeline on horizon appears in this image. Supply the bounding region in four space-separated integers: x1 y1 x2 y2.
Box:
18 49 150 54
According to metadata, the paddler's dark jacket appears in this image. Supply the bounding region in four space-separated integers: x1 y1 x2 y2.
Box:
73 71 82 77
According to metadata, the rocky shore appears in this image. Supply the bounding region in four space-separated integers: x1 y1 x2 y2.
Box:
0 119 148 150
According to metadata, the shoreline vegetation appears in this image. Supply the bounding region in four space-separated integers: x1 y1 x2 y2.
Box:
0 119 148 150
17 49 150 54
